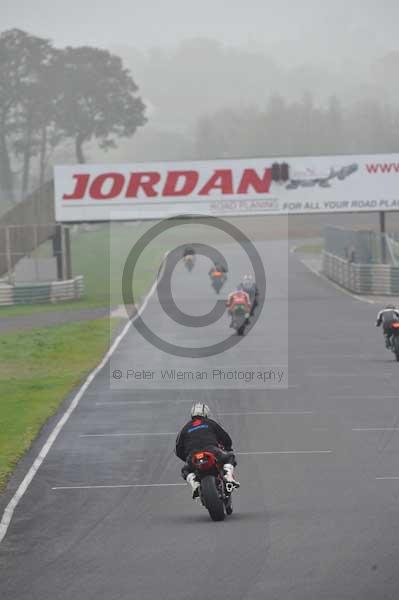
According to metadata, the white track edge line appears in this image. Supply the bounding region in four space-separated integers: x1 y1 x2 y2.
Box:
52 483 186 490
236 450 333 455
0 253 168 544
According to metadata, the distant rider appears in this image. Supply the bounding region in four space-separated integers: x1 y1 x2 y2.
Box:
175 403 240 499
376 304 399 348
226 289 251 323
209 262 228 277
183 246 195 258
238 274 259 315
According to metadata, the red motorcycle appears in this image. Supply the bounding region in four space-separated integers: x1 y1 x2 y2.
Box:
190 450 235 521
389 322 399 361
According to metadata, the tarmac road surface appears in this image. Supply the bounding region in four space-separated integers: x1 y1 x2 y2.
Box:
1 239 399 600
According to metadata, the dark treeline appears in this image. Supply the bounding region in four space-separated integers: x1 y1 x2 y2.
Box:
195 93 399 159
0 29 146 206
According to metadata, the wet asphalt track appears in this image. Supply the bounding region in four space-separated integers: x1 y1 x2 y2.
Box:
1 241 399 600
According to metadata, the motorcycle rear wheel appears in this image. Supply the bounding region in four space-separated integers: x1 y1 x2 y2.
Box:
201 476 225 521
225 496 233 516
237 323 246 336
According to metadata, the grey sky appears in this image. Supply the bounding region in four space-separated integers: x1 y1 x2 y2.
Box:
2 0 399 60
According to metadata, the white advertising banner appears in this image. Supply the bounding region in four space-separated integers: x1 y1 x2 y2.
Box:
54 154 399 222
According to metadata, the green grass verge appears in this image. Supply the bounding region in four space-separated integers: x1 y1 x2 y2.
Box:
295 242 324 254
0 318 119 491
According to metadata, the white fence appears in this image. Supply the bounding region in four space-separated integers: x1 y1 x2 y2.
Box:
323 252 399 295
0 275 84 306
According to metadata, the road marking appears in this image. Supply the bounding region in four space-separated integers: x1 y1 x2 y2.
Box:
376 477 399 480
307 373 391 378
52 483 186 490
236 450 333 455
96 401 169 406
0 255 167 545
81 432 177 437
95 400 192 406
330 395 398 400
295 354 373 359
219 411 314 416
352 428 399 432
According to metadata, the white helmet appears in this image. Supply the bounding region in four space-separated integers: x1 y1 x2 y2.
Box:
190 403 211 419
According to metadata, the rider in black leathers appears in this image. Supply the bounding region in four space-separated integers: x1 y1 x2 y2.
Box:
175 403 239 498
183 246 195 257
238 274 259 315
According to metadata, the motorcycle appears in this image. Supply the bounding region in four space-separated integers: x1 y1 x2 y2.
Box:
183 255 195 272
210 271 226 294
190 450 235 521
231 303 250 336
388 322 399 361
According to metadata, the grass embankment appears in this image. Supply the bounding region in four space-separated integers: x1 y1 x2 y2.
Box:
295 242 324 254
0 318 119 491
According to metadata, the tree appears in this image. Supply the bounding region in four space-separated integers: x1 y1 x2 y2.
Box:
12 36 59 196
55 46 147 163
0 28 39 202
0 29 64 202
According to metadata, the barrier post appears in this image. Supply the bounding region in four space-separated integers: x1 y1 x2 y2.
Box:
379 211 387 263
64 227 72 280
53 225 63 280
5 226 13 284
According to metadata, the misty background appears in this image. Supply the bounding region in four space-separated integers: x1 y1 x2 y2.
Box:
1 0 399 212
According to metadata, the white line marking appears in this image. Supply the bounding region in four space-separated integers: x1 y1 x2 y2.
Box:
307 373 391 378
81 432 177 437
220 411 314 416
296 354 372 359
352 428 399 432
95 400 192 406
96 401 167 406
52 483 186 490
330 395 398 400
236 450 333 455
376 477 399 480
0 255 167 545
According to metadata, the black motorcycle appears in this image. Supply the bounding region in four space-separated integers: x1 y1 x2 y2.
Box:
190 450 235 521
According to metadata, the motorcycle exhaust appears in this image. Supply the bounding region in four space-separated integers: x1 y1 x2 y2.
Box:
225 482 234 493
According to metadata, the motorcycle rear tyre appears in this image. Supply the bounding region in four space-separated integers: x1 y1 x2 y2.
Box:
201 476 225 521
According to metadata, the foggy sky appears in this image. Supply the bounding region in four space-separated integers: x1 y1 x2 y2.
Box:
2 0 399 62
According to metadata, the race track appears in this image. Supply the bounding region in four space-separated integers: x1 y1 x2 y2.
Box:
1 240 399 600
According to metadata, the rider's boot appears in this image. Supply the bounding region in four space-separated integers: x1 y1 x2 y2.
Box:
186 473 200 499
223 464 240 489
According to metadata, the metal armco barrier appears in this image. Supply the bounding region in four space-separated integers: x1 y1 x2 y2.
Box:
323 252 399 295
0 276 84 306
